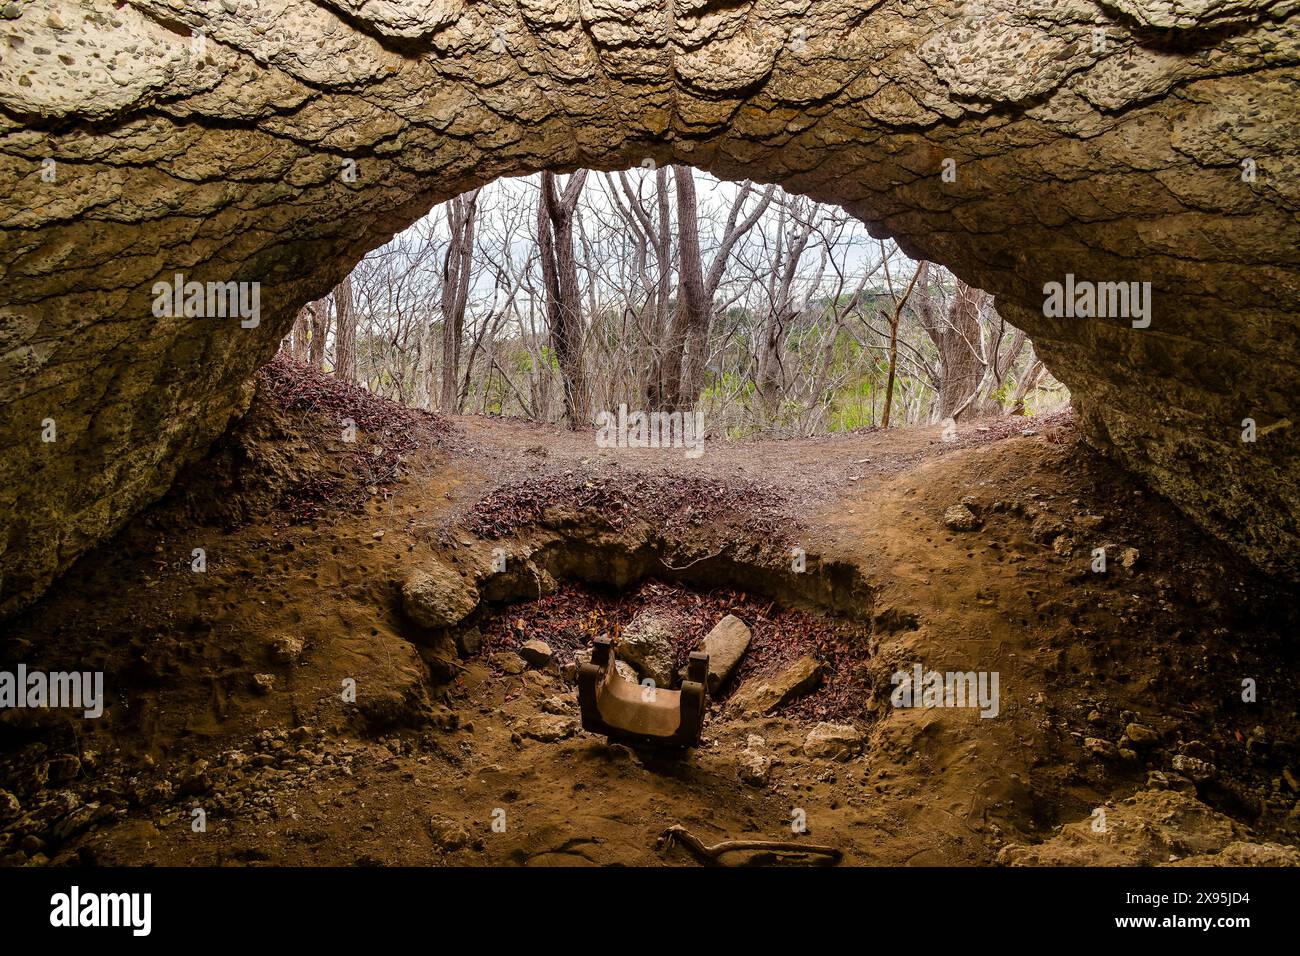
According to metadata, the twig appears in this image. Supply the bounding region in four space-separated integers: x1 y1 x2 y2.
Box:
659 825 842 866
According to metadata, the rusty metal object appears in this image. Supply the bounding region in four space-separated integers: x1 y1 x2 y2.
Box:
578 637 708 747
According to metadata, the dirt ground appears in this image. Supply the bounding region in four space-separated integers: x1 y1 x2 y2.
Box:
1 363 1297 867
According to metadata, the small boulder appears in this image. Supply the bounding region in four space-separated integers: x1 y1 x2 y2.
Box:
943 504 981 532
803 722 863 761
518 639 553 668
400 563 478 629
618 609 677 689
728 656 823 715
1120 547 1140 569
252 673 275 695
697 614 751 693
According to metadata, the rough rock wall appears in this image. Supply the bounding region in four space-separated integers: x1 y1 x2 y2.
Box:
1 0 1298 614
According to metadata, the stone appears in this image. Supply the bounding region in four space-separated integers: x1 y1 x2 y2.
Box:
618 609 677 689
541 695 572 715
1124 722 1160 747
696 614 751 693
252 673 275 695
519 714 577 743
803 722 864 761
427 816 472 852
1 0 1299 621
1084 737 1119 760
728 656 823 715
943 504 981 532
1120 547 1141 569
400 564 478 629
0 789 19 820
739 748 772 787
1172 754 1217 783
270 633 304 663
998 790 1268 867
518 639 552 668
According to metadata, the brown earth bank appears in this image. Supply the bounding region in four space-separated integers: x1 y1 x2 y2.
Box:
0 361 1297 867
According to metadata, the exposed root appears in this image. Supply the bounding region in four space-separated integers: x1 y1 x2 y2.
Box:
659 825 843 866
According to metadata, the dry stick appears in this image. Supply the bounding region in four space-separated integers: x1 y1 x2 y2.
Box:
880 260 926 429
660 825 843 866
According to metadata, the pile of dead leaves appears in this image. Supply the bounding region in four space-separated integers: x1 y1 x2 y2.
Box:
477 579 875 721
257 355 455 521
464 467 796 543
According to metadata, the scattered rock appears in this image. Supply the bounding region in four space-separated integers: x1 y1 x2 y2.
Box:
695 614 751 693
427 816 472 852
728 656 823 715
739 748 772 787
1084 737 1118 760
400 563 479 629
179 760 212 796
518 639 553 668
1124 722 1159 747
1172 754 1217 783
519 714 577 742
541 695 572 715
270 633 304 664
618 609 677 689
943 503 981 532
1030 513 1066 542
803 722 863 761
998 790 1262 866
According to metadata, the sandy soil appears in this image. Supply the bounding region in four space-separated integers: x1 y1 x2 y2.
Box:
1 368 1297 867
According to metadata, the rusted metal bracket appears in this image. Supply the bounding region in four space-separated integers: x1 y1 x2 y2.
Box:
578 637 708 748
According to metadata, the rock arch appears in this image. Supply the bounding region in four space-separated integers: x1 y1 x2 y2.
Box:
1 0 1298 613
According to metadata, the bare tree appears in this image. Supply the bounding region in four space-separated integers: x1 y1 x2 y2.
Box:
332 276 357 383
914 267 988 422
538 170 590 427
439 189 480 413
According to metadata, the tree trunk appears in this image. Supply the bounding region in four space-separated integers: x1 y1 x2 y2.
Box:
538 170 590 427
307 297 329 370
915 272 987 422
439 189 480 413
332 276 357 383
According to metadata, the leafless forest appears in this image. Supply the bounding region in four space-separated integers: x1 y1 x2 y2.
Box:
285 167 1065 434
